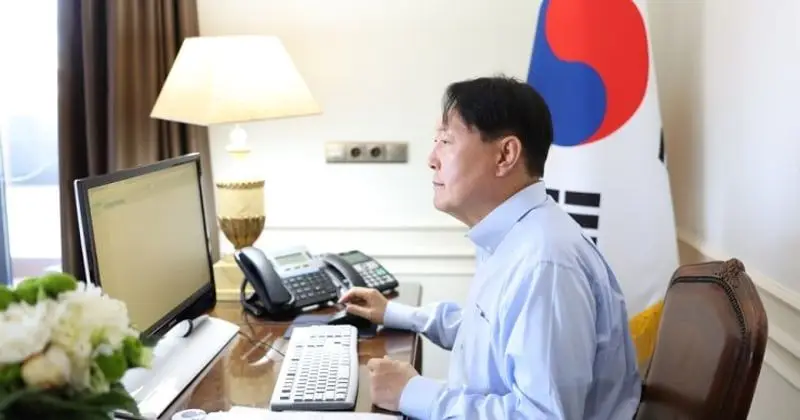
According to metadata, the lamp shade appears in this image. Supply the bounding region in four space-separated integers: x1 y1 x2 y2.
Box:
151 35 321 126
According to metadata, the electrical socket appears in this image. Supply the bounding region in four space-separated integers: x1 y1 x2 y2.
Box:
325 141 408 163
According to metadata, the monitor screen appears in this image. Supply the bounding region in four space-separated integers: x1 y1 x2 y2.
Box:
74 154 215 339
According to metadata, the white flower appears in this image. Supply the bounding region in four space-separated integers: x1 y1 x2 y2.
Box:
52 282 137 352
21 345 71 389
49 282 139 390
0 281 142 393
0 299 56 364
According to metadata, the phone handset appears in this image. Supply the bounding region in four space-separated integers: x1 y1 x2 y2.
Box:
233 247 295 318
319 253 369 289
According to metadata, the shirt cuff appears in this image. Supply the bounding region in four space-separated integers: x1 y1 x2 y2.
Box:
399 375 443 420
382 301 418 331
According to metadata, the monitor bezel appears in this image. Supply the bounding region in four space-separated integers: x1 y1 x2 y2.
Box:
73 153 217 341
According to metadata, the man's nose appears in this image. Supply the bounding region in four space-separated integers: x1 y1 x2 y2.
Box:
427 148 439 170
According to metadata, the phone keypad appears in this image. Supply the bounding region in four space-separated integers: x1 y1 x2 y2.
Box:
354 261 398 292
285 272 339 308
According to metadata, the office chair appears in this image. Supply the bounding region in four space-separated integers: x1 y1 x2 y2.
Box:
635 258 768 420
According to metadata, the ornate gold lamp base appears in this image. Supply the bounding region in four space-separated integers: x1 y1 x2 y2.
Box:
213 179 266 301
213 216 264 301
218 215 265 249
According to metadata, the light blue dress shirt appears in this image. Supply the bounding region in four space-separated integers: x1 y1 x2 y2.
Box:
383 181 641 419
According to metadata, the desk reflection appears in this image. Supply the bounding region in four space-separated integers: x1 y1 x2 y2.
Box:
159 282 422 419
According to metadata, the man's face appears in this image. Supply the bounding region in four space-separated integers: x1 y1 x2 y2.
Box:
428 110 498 219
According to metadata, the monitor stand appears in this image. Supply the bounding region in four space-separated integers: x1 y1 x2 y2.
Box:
121 316 239 419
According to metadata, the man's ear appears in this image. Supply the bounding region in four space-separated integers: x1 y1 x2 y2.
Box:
495 136 523 177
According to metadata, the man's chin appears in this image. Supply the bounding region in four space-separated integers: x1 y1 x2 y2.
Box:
432 197 445 212
433 196 453 214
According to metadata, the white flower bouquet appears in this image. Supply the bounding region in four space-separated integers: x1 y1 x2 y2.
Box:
0 272 152 420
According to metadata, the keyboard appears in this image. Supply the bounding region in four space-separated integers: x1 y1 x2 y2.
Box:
270 325 359 411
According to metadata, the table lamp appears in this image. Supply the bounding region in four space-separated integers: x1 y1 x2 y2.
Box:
150 35 320 255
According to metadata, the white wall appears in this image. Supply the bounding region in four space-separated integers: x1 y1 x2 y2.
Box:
197 0 540 229
652 0 800 292
651 1 800 418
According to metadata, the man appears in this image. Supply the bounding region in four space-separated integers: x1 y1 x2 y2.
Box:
339 76 641 419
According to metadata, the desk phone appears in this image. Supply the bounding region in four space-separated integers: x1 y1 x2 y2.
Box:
332 250 399 291
233 246 398 319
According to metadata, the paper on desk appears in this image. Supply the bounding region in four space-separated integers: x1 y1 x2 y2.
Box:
227 406 401 420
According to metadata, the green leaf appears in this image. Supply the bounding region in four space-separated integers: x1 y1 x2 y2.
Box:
13 277 42 305
75 382 140 416
40 272 78 298
0 364 22 392
0 386 45 412
0 287 16 311
95 349 128 383
0 383 140 419
122 336 144 367
70 413 114 420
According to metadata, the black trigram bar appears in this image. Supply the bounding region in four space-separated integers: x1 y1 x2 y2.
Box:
564 191 601 207
548 188 601 245
568 213 599 229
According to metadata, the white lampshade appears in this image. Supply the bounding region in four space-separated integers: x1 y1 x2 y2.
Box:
150 35 321 126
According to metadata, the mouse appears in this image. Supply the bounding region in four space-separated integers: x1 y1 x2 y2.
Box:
327 309 374 331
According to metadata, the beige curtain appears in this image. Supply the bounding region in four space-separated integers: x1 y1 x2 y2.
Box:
57 0 219 279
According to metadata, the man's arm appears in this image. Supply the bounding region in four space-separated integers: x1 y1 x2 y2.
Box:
397 261 597 419
383 301 462 351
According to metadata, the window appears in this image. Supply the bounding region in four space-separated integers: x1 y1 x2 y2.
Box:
0 2 61 282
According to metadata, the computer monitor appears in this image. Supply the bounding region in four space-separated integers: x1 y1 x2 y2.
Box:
74 153 216 340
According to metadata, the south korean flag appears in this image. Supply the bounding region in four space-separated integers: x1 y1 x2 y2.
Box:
527 0 679 318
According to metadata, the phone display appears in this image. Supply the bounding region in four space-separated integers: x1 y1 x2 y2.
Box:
275 252 310 266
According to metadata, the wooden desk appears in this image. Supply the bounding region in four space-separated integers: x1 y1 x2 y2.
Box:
159 282 423 419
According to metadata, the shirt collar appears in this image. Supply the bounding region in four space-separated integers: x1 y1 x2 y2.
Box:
467 181 549 254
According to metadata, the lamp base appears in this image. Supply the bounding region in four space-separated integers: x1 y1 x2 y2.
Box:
218 215 265 249
214 216 266 301
214 216 263 301
213 254 252 301
214 178 266 301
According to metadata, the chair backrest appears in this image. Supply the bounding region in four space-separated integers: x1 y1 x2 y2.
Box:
635 259 768 420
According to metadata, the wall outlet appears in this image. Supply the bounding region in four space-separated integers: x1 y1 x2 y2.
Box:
325 141 408 163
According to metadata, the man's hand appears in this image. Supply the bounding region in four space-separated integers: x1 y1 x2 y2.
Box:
338 287 389 324
367 356 419 412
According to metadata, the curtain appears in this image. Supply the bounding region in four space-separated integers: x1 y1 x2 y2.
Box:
57 0 219 280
